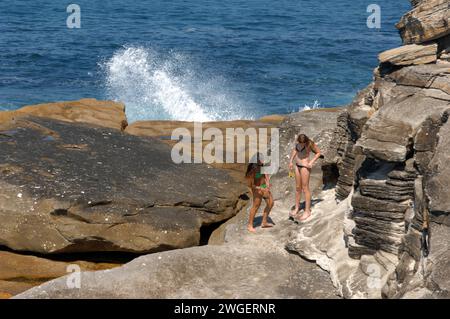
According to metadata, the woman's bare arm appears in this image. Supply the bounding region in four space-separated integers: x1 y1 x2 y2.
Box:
246 171 259 193
289 147 297 168
309 143 321 166
265 173 271 189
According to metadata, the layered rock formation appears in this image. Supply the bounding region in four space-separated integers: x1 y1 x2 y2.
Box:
297 0 450 298
397 0 450 44
5 0 450 300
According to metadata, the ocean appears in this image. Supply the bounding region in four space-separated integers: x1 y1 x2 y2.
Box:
0 0 410 122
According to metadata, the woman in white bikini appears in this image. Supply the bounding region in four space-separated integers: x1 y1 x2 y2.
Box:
288 134 321 222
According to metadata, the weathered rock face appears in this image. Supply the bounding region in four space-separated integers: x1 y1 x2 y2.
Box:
397 0 450 44
13 242 337 299
270 108 343 201
6 0 450 301
350 160 416 256
424 117 450 219
11 108 341 300
125 117 284 182
0 116 245 254
324 0 450 298
355 93 449 162
0 99 128 131
379 43 438 66
0 251 118 298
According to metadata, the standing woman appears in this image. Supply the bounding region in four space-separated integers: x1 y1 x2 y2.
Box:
245 155 274 233
289 134 321 222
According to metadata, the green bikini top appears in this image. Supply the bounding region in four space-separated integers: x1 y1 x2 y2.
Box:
255 172 267 189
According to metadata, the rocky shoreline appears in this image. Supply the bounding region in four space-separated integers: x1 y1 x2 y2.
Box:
1 0 449 299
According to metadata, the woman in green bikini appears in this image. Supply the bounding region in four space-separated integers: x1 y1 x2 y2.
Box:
245 155 274 233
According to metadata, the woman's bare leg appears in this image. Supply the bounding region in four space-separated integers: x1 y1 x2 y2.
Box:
299 167 312 220
262 192 274 228
292 165 303 215
248 194 262 232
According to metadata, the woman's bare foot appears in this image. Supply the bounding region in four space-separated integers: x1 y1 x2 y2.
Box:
289 208 300 219
298 210 311 222
247 225 257 233
261 222 274 228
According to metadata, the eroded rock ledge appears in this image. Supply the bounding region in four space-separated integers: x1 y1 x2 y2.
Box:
4 0 450 300
0 115 245 255
293 0 450 299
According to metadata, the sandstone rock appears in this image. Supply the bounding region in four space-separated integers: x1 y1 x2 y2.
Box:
397 0 450 44
355 94 450 162
125 118 283 182
286 191 361 297
350 159 417 256
270 108 343 201
410 0 426 7
0 116 245 254
286 189 399 298
13 244 336 299
0 251 117 296
425 115 450 222
379 43 438 66
0 99 128 131
386 64 450 94
334 112 359 201
14 196 339 299
414 111 448 174
387 223 450 299
427 224 450 295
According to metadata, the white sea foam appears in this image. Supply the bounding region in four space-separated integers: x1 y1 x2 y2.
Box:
300 100 321 111
102 46 250 122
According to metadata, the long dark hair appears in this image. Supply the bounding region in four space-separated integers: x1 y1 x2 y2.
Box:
297 134 314 148
245 153 263 177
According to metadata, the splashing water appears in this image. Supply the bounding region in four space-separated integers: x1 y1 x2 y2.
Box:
300 100 321 111
102 46 250 122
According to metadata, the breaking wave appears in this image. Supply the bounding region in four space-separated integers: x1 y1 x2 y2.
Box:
102 46 251 122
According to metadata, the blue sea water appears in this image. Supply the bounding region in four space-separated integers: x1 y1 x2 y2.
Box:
0 0 410 122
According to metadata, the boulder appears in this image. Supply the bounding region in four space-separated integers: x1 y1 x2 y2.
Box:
379 43 438 66
397 0 450 44
0 99 128 131
0 251 117 297
125 118 283 182
0 116 245 254
13 193 339 299
13 242 338 299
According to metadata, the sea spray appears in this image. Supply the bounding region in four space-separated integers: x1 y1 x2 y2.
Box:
102 46 251 122
301 100 321 111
